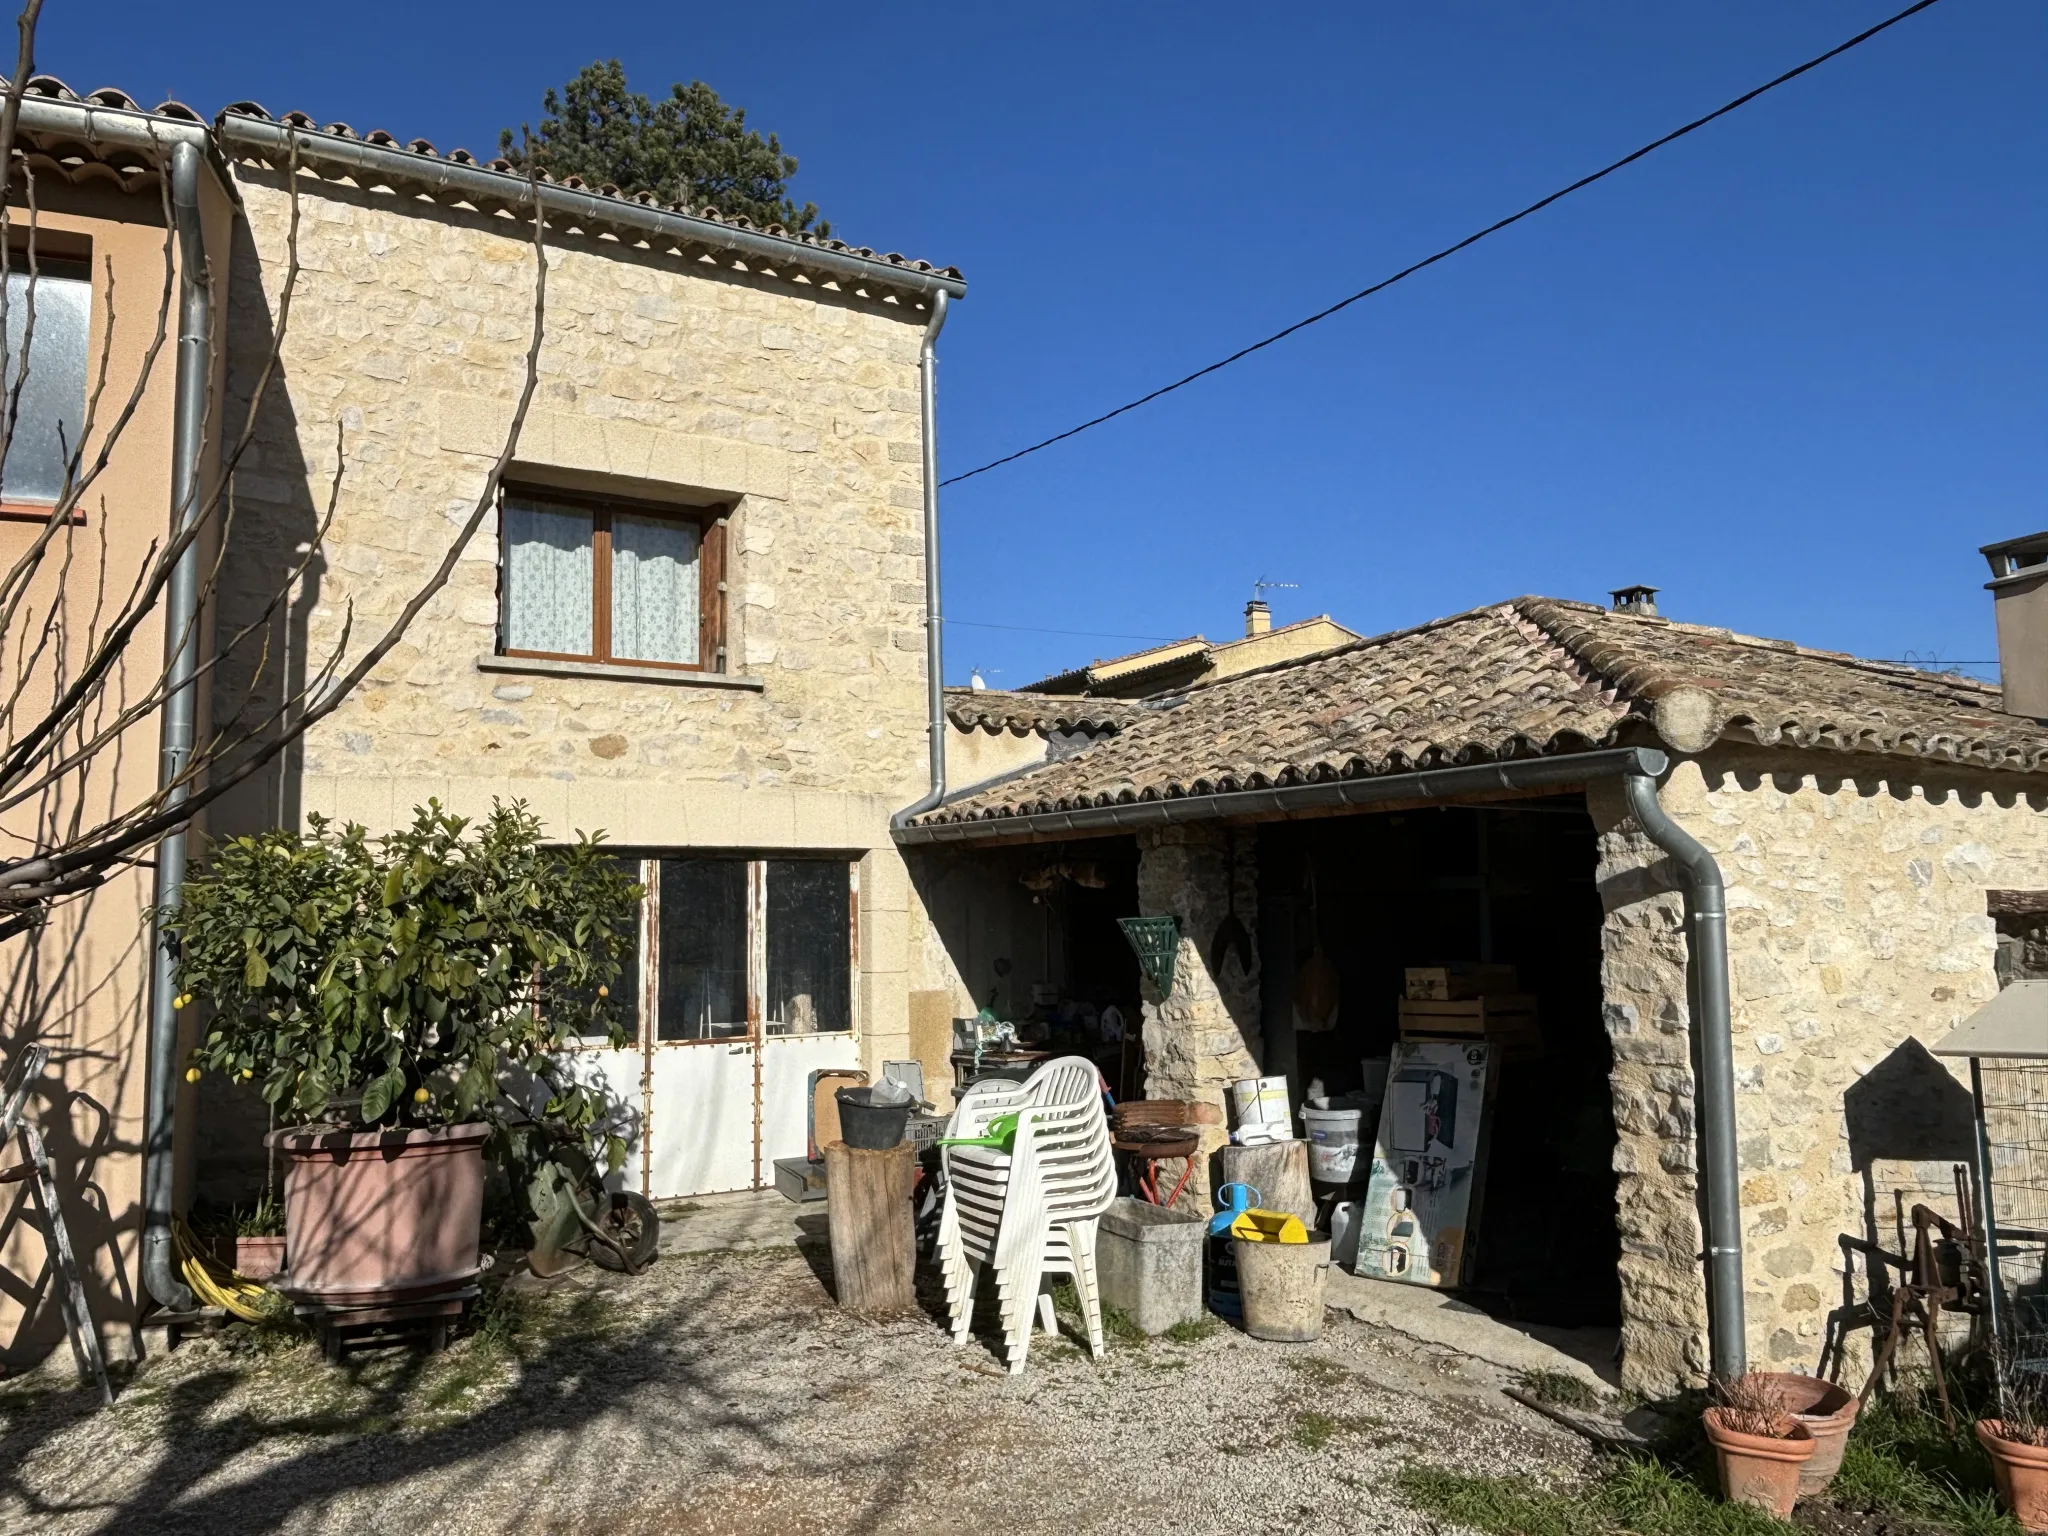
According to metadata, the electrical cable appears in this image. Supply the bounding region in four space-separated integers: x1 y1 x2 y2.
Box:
942 0 1947 489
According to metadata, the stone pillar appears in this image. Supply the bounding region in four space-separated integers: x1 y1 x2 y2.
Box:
1589 773 1712 1398
1135 824 1261 1202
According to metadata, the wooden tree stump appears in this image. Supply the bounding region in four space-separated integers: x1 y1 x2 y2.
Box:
823 1140 916 1313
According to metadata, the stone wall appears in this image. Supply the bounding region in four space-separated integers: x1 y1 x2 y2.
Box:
207 166 940 1078
1135 824 1262 1194
1593 753 2048 1395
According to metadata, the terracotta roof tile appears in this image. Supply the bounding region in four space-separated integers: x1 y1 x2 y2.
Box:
912 597 2048 828
944 687 1137 736
3 75 962 290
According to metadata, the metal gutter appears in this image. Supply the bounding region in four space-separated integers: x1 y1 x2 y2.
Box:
139 139 209 1312
891 291 950 826
213 114 968 304
1622 768 1745 1380
892 747 1664 845
12 94 213 156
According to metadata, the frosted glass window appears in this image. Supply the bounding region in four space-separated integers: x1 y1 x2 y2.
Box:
0 263 89 504
611 514 700 664
502 499 593 656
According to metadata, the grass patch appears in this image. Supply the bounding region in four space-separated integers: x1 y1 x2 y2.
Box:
1284 1355 1351 1387
1399 1459 1788 1536
1519 1367 1606 1411
1164 1315 1220 1345
1100 1306 1149 1347
1292 1409 1381 1452
1829 1392 2018 1536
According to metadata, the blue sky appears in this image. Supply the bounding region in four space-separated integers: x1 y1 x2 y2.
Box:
50 0 2044 686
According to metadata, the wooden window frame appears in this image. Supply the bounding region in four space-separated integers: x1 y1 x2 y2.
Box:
498 484 728 674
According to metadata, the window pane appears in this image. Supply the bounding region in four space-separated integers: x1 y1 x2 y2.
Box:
766 860 850 1036
502 499 594 655
610 513 701 664
560 854 641 1044
658 859 748 1041
0 266 89 503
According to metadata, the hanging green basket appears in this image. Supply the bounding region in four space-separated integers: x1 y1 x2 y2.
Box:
1118 916 1181 998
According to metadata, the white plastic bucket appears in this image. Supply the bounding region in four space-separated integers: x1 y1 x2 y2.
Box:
1229 1075 1291 1129
1301 1106 1364 1182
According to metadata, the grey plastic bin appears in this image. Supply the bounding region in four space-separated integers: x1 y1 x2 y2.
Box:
1096 1197 1207 1335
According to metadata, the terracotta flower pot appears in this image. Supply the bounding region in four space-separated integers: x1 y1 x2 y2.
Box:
1754 1373 1860 1495
267 1122 489 1305
1977 1420 2048 1533
1703 1406 1816 1517
232 1234 287 1283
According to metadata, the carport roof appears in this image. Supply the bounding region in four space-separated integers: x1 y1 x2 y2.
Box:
905 596 2048 831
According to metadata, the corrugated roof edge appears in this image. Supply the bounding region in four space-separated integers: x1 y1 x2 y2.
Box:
2 75 964 302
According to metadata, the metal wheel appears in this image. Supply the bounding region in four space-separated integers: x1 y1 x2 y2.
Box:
586 1190 661 1273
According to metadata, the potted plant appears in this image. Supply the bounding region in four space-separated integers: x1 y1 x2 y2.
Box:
1702 1372 1816 1516
166 801 639 1306
1751 1371 1860 1496
230 1194 288 1283
1979 1385 2048 1533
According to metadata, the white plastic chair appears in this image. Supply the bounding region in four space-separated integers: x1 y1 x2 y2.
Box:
936 1057 1116 1373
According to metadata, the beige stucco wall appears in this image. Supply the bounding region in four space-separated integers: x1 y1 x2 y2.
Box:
946 719 1052 793
1593 752 2048 1395
208 164 939 1090
0 167 234 1361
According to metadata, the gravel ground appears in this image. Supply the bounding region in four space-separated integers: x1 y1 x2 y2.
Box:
0 1245 1594 1535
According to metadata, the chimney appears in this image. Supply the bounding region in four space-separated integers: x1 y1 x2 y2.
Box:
1982 533 2048 717
1244 599 1271 637
1610 584 1660 617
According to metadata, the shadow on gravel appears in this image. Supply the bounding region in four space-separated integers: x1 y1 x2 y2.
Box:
0 1258 952 1535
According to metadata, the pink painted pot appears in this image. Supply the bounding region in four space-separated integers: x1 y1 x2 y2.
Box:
268 1123 488 1304
232 1235 287 1283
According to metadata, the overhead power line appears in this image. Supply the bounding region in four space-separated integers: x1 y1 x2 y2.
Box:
941 0 1947 489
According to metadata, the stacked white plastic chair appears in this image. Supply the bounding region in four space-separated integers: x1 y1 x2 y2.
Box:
936 1056 1117 1374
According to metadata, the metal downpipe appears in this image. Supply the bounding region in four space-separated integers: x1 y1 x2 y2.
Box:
893 290 949 826
140 141 209 1312
1623 768 1745 1380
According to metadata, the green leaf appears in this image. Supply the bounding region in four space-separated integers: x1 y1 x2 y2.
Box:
382 865 405 908
244 949 269 989
359 1067 404 1124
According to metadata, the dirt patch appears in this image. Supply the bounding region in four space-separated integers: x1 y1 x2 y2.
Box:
1793 1497 1947 1536
0 1247 1591 1535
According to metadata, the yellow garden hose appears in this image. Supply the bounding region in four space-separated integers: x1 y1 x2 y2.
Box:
172 1218 272 1323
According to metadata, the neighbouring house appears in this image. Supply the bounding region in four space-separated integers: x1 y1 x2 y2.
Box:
0 75 965 1362
1015 601 1361 699
899 576 2048 1397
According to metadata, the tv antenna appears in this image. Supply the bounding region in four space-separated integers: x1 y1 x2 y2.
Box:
1252 577 1298 602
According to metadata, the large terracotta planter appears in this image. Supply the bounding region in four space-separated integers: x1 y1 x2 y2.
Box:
1704 1407 1815 1517
268 1122 489 1305
1978 1420 2048 1533
1755 1373 1860 1495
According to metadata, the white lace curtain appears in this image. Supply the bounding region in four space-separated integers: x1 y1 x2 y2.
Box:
501 500 701 664
502 499 593 655
611 514 700 664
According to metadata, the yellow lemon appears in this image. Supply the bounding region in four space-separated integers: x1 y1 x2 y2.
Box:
413 1086 431 1104
184 1066 202 1083
597 985 609 998
173 993 192 1011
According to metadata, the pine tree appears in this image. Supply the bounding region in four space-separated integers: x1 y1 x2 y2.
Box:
501 61 828 237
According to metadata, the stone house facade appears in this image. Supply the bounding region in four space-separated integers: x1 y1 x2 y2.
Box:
0 78 967 1354
901 593 2048 1397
